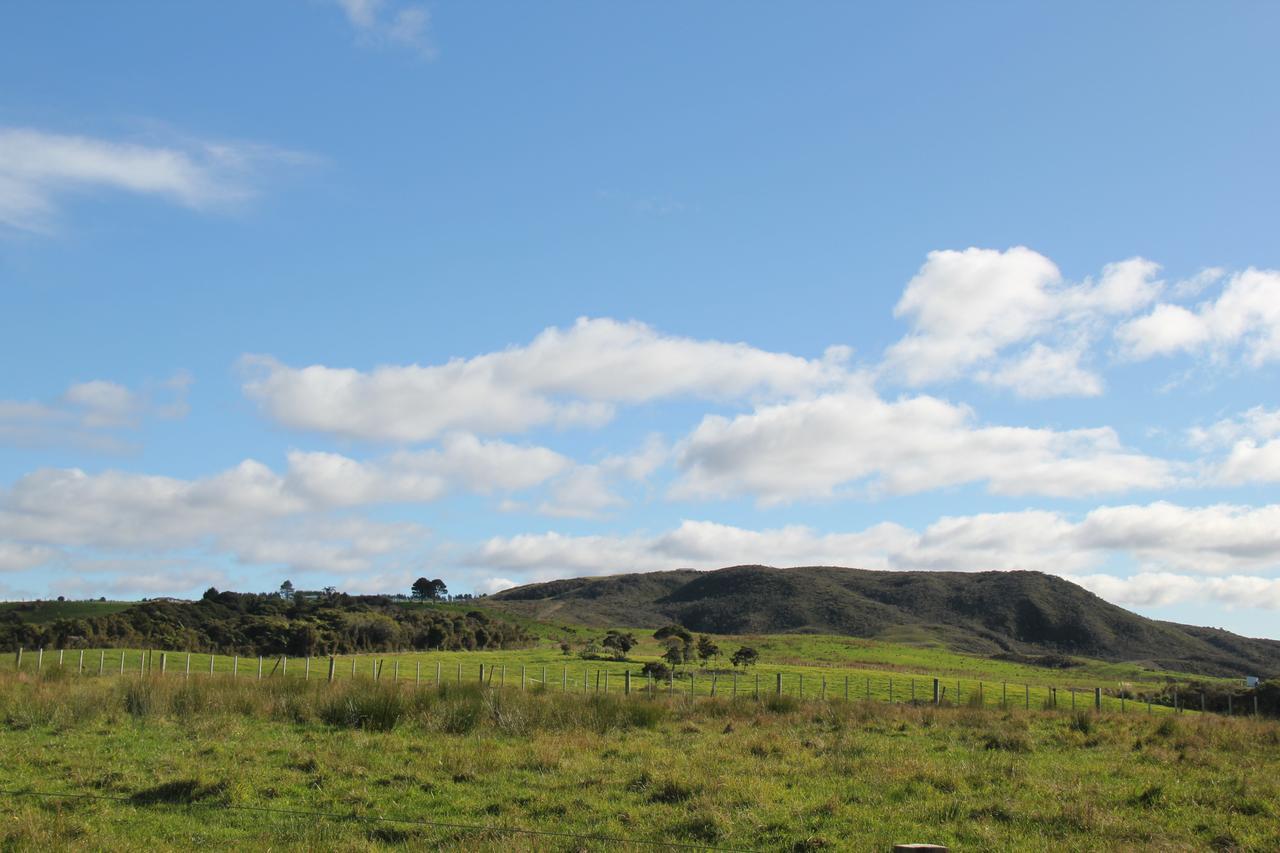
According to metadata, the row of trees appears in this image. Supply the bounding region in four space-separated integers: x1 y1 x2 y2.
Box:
654 624 758 669
1 588 532 656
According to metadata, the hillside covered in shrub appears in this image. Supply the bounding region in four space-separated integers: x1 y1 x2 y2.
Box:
0 589 533 656
491 565 1280 678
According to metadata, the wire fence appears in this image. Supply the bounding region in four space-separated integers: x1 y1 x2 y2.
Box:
9 645 1266 717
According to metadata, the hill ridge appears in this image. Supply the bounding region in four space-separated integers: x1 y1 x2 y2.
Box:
490 564 1280 677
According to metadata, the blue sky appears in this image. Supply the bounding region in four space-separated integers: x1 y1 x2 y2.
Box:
3 2 1280 639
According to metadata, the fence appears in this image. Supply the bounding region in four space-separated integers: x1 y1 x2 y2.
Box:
9 645 1264 718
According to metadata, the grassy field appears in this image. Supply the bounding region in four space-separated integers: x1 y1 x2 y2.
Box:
1 671 1277 851
7 635 1217 714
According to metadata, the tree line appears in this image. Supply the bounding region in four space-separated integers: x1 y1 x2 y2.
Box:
0 588 533 656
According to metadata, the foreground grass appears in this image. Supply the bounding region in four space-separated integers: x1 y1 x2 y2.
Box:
1 672 1277 851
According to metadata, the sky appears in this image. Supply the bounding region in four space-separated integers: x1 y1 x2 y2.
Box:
2 3 1280 639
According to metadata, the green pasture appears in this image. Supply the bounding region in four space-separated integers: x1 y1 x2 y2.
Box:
7 641 1201 715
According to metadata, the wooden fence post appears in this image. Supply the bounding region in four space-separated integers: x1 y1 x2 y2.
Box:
889 678 894 703
1254 694 1259 716
282 656 287 677
932 678 940 705
99 650 105 676
416 661 420 685
1095 688 1102 711
58 649 64 667
1228 694 1233 715
436 661 442 687
712 673 718 697
733 672 738 699
185 654 191 678
1200 693 1206 713
866 677 871 701
457 662 462 684
521 665 526 692
562 667 567 692
777 672 782 696
1025 684 1029 710
689 672 694 700
798 674 803 699
257 656 263 680
328 656 336 683
120 651 126 675
160 653 167 675
755 672 760 700
393 661 399 682
232 655 238 678
625 670 631 696
37 648 43 672
14 647 21 671
78 649 84 674
911 679 916 703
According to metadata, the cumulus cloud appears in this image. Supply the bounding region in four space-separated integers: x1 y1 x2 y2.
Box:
0 434 567 577
0 374 190 451
671 381 1175 504
1186 406 1280 486
332 0 435 57
468 501 1280 608
242 318 850 443
1116 267 1280 366
882 249 1161 396
0 128 303 233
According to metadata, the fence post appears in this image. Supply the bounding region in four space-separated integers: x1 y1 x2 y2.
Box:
1173 687 1178 713
932 678 940 705
120 651 126 675
798 674 803 699
844 675 849 701
542 666 546 690
37 648 43 673
604 670 610 694
457 662 462 684
777 672 782 696
416 661 420 685
232 655 238 678
1200 692 1206 713
866 677 871 701
889 679 893 703
563 667 567 692
1095 688 1102 711
99 650 105 676
160 653 167 675
1001 682 1006 709
258 656 263 680
1254 694 1259 716
733 672 738 699
78 649 84 674
755 672 760 700
328 656 336 683
58 649 64 667
1071 689 1075 711
393 661 399 682
690 672 694 700
282 656 287 677
1228 694 1233 715
625 670 631 696
14 647 21 671
501 664 506 688
911 679 916 703
437 661 441 686
670 671 674 696
478 663 484 684
185 654 191 678
956 679 960 704
522 665 526 692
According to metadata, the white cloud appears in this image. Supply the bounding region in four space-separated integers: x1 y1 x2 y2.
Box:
1075 573 1280 610
882 249 1161 395
332 0 435 57
978 343 1104 399
0 541 57 572
242 318 850 443
0 434 567 577
0 128 301 233
285 434 570 506
1116 267 1280 366
0 375 190 451
671 382 1175 504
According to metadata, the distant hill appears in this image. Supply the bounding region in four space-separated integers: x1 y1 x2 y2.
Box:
490 565 1280 678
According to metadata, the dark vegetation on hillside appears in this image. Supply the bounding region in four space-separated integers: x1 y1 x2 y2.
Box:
491 565 1280 678
0 589 533 656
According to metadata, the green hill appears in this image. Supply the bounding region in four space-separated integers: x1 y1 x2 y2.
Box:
489 565 1280 678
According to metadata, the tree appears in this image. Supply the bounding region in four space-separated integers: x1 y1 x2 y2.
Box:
641 660 671 681
278 580 294 599
730 646 759 668
411 578 448 601
662 638 685 669
654 624 694 662
696 634 720 664
601 629 637 660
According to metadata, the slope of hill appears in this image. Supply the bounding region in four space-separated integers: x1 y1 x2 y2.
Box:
490 565 1280 677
